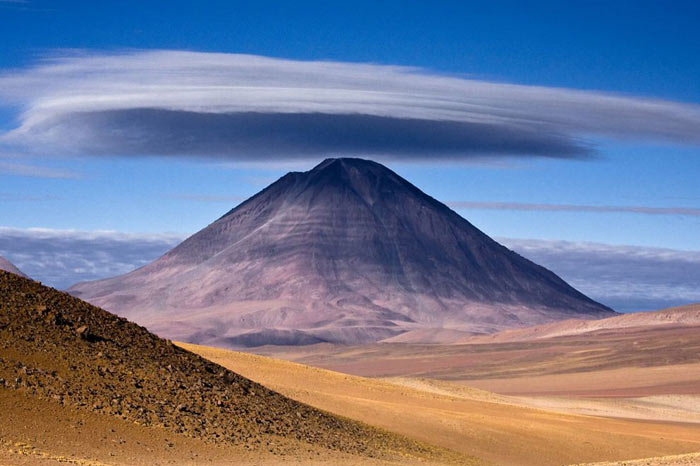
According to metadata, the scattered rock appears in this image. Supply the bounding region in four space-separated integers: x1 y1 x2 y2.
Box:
0 270 427 458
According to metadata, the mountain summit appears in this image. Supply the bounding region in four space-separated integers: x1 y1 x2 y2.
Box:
70 158 614 346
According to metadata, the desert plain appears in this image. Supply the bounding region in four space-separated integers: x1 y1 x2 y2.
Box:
238 305 700 465
1 270 699 466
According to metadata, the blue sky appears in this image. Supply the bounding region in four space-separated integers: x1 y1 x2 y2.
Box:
0 0 698 310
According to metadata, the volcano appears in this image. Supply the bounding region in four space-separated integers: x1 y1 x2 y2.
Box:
70 158 614 346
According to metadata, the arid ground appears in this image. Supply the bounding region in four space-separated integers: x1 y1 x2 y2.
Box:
184 336 700 466
251 321 700 397
0 272 461 466
4 271 700 465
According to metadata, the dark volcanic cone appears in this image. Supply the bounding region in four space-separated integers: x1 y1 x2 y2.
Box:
0 271 430 458
70 158 614 346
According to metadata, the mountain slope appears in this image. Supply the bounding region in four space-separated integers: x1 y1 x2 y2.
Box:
70 158 613 346
0 256 27 278
460 302 700 344
0 270 437 462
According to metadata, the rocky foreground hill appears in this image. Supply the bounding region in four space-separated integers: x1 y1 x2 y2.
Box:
71 158 613 347
0 271 435 461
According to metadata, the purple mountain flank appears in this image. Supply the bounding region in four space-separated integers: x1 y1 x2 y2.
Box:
0 256 27 278
70 158 615 347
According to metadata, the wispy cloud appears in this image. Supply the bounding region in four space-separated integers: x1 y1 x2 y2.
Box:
0 192 60 201
0 160 80 179
0 0 35 10
1 225 697 312
0 227 183 289
501 238 700 312
165 194 246 203
1 50 699 161
449 201 700 217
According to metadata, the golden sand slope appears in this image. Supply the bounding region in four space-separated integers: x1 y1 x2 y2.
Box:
573 452 700 465
252 321 700 397
0 389 453 466
0 272 460 466
508 394 700 424
181 343 700 466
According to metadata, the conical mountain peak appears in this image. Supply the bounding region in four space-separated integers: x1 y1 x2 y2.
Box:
276 157 436 212
71 158 614 347
305 157 403 190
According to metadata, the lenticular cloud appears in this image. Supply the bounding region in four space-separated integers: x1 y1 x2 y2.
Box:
1 50 699 160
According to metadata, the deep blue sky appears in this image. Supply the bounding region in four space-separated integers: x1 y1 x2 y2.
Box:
1 0 699 251
2 1 699 100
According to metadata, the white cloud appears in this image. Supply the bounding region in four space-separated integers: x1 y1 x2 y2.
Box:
0 227 183 289
501 238 700 312
1 50 699 160
0 192 60 201
0 160 80 178
1 225 697 312
164 194 245 203
449 201 700 217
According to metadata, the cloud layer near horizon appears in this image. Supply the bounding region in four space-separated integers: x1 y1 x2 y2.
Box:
500 238 700 312
449 201 700 217
2 50 700 160
0 227 182 289
1 226 698 312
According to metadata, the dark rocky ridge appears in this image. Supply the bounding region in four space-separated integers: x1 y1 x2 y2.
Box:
0 271 429 457
70 158 614 346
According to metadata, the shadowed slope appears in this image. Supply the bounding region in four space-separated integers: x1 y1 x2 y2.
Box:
0 271 443 462
71 158 613 346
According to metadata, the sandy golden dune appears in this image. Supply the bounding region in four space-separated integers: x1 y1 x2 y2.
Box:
0 272 460 466
254 319 700 397
574 452 700 465
0 387 462 466
181 343 700 466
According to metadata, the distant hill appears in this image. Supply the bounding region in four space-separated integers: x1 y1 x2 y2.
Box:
0 256 27 278
70 158 614 347
0 270 428 459
460 303 700 344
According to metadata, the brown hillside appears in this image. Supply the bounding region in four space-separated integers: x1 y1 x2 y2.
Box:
0 271 440 462
460 303 700 345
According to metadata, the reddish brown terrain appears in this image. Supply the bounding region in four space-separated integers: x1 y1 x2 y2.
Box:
239 303 700 465
0 271 457 465
253 303 700 397
3 271 699 465
461 303 700 344
182 342 700 466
